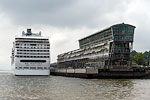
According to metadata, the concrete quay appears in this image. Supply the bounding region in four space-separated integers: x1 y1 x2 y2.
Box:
50 67 150 79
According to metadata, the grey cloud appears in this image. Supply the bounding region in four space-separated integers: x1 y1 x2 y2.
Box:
0 0 130 28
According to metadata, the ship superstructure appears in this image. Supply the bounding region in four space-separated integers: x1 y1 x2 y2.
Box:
11 29 50 75
57 23 135 69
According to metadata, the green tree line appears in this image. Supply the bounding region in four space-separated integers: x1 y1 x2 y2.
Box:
131 50 150 65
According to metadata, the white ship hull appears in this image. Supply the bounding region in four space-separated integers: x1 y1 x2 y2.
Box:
15 69 50 76
14 58 50 76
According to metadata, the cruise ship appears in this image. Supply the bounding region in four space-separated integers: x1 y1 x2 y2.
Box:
11 29 50 75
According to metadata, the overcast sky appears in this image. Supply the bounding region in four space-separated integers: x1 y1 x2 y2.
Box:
0 0 150 70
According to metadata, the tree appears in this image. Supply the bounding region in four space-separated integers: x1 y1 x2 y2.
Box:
131 50 137 57
133 53 146 65
143 51 150 65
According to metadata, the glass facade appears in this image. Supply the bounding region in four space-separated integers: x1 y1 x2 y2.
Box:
79 28 112 48
112 24 135 42
108 23 136 67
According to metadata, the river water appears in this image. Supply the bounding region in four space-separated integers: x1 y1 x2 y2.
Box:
0 73 150 100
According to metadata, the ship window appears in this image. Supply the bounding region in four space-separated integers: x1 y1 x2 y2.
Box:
30 44 36 46
30 67 36 69
20 60 46 62
44 67 47 69
24 67 29 69
37 67 43 69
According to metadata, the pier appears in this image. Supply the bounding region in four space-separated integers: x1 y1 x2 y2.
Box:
50 67 150 79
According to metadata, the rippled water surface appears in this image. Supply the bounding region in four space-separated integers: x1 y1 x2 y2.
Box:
0 73 150 100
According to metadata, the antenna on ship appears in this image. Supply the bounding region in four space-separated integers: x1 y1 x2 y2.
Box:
22 31 25 35
39 31 41 36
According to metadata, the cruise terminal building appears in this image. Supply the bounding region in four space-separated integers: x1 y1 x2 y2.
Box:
57 23 135 69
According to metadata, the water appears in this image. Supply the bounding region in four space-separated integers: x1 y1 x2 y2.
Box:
0 73 150 100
